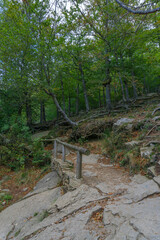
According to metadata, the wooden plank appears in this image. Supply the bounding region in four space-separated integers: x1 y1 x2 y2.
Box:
56 139 90 155
62 145 66 162
76 151 82 179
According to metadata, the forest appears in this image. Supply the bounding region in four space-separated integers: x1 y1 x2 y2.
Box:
0 0 160 169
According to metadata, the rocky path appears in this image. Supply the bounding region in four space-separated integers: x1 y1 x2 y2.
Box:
0 153 160 240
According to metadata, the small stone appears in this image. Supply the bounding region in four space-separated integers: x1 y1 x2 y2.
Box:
2 189 10 192
140 146 153 159
147 166 158 177
23 188 28 192
114 118 134 126
152 116 160 122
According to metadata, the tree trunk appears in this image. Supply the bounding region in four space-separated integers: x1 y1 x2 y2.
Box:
60 77 66 113
132 81 138 99
98 89 102 107
103 87 106 107
68 94 71 117
106 83 111 111
44 89 77 127
26 98 32 126
124 80 130 102
143 76 148 95
76 83 79 115
79 63 90 112
40 101 46 123
119 74 126 102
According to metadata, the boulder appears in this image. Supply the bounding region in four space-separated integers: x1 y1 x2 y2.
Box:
113 118 134 130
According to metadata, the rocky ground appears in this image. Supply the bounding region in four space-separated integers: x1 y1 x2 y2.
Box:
1 102 160 240
0 152 160 240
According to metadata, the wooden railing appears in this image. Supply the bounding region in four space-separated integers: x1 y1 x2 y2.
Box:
53 139 90 179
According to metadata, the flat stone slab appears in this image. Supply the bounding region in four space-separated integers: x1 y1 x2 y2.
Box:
131 174 148 184
25 171 60 197
0 187 61 240
54 184 105 215
82 154 100 164
83 170 97 177
124 180 160 203
104 197 160 240
96 182 113 194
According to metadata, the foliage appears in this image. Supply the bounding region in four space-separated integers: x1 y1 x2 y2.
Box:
0 124 51 170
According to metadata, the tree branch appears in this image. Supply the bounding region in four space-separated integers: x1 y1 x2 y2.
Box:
115 0 160 14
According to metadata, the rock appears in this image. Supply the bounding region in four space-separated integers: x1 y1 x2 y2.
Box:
124 180 160 203
104 197 160 240
22 187 28 192
153 176 160 187
147 166 158 177
125 140 142 149
83 170 97 177
82 154 100 164
152 116 160 122
114 118 134 130
25 171 60 197
0 187 61 239
2 189 10 192
140 146 154 159
131 174 148 184
54 184 104 213
96 182 113 194
155 160 160 175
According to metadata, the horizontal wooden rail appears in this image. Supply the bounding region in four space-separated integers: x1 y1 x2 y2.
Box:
53 138 90 179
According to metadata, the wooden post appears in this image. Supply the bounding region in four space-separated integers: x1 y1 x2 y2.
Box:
62 145 66 162
54 140 57 159
76 151 82 179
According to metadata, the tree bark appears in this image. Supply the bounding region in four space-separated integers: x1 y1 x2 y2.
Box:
103 87 106 107
26 97 32 126
40 101 46 123
60 77 66 113
79 63 90 112
124 80 130 102
76 83 79 115
106 83 111 111
119 74 126 102
98 89 102 108
68 94 71 117
44 89 77 127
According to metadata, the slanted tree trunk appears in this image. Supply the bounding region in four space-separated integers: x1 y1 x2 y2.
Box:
40 101 46 123
79 63 90 112
44 89 77 127
76 83 79 115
